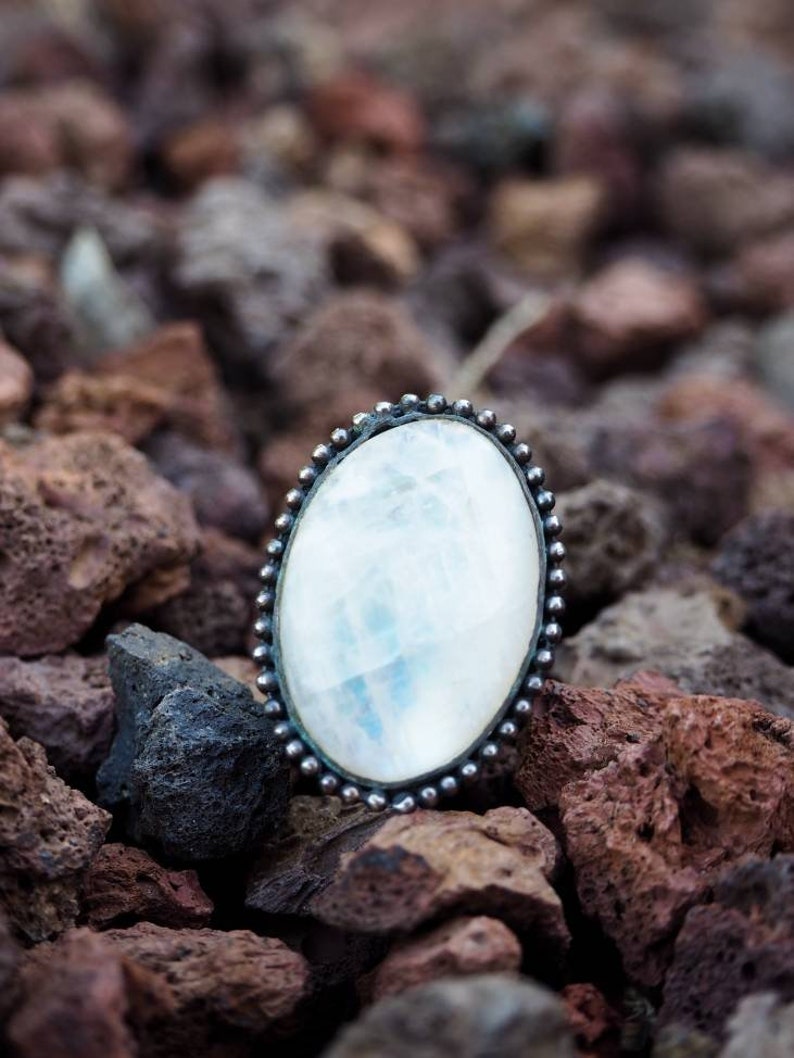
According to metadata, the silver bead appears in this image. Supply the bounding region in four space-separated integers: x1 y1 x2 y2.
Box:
452 399 473 417
544 621 563 644
259 563 278 584
526 465 545 487
273 721 292 741
419 785 439 808
535 648 555 670
460 761 479 782
426 393 447 414
330 427 350 449
300 756 320 777
439 775 459 797
524 674 544 694
255 590 275 612
476 409 496 429
266 539 284 558
351 412 370 432
496 423 516 444
263 699 282 719
285 488 303 510
548 567 568 590
543 515 562 537
285 738 305 760
251 642 270 665
256 671 277 694
546 594 566 617
319 773 339 795
275 512 293 533
535 489 555 512
298 465 317 486
499 719 518 739
366 791 388 812
481 741 499 760
513 698 532 718
548 541 566 563
312 443 331 465
374 401 393 416
253 616 272 639
392 793 417 814
340 784 360 805
513 442 532 464
400 393 420 409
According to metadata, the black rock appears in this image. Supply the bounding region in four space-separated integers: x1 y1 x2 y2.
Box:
97 624 289 862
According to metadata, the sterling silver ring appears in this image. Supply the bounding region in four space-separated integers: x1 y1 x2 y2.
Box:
252 394 565 813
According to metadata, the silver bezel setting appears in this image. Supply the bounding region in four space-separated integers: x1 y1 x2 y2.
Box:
253 394 565 813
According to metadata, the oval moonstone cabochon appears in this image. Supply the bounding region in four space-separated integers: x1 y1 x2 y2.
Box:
275 417 543 787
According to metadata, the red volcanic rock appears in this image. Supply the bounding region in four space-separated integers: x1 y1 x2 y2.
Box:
162 116 242 190
0 652 114 786
561 983 621 1058
0 339 33 425
572 257 708 374
369 916 522 1000
308 72 425 154
660 856 794 1041
313 808 569 964
36 371 172 445
730 229 794 313
0 431 199 656
0 718 110 942
81 844 213 930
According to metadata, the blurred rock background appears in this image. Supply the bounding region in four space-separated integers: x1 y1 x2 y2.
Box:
0 0 793 1055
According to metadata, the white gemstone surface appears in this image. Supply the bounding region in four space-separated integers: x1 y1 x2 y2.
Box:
276 418 542 786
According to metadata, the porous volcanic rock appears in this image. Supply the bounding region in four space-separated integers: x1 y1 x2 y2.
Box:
0 652 114 785
0 718 110 942
0 431 199 656
81 844 213 930
0 339 33 425
97 624 289 862
323 974 576 1058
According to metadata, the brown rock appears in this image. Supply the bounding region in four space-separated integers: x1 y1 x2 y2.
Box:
246 795 387 918
0 431 199 656
103 922 309 1041
0 652 114 786
573 258 708 374
308 72 425 154
369 916 522 1001
0 718 110 942
658 148 794 256
660 856 794 1040
561 983 621 1058
0 339 33 425
489 176 604 279
81 844 213 930
730 229 794 313
162 116 241 189
313 808 569 965
0 910 21 1023
35 370 170 445
364 157 464 251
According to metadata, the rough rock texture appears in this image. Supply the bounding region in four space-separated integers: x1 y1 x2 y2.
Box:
555 480 667 604
0 339 33 425
0 910 21 1024
659 856 794 1040
533 691 794 987
0 431 199 656
0 652 114 785
323 974 576 1058
81 844 213 930
711 511 794 662
561 982 621 1058
0 718 110 942
314 808 569 967
97 625 290 862
246 796 387 918
368 916 523 1000
720 994 794 1058
308 71 425 154
172 178 328 383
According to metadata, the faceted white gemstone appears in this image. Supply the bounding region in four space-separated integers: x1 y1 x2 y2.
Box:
276 418 542 786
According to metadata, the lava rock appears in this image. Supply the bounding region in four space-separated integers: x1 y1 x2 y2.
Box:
555 480 667 605
96 624 290 862
561 982 622 1058
0 718 110 942
307 71 425 154
757 311 794 411
711 511 794 662
313 808 569 969
81 844 213 930
0 259 78 387
172 177 328 384
0 339 33 426
720 994 794 1058
660 857 794 1041
0 430 199 656
323 973 576 1058
0 652 114 786
143 431 269 543
0 910 21 1024
246 795 387 918
368 916 523 1001
728 231 794 315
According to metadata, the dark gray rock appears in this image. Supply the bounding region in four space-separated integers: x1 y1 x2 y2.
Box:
97 624 289 862
757 311 794 411
322 974 575 1058
711 511 794 663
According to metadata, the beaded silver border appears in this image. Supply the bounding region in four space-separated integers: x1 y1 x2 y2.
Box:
252 394 566 814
